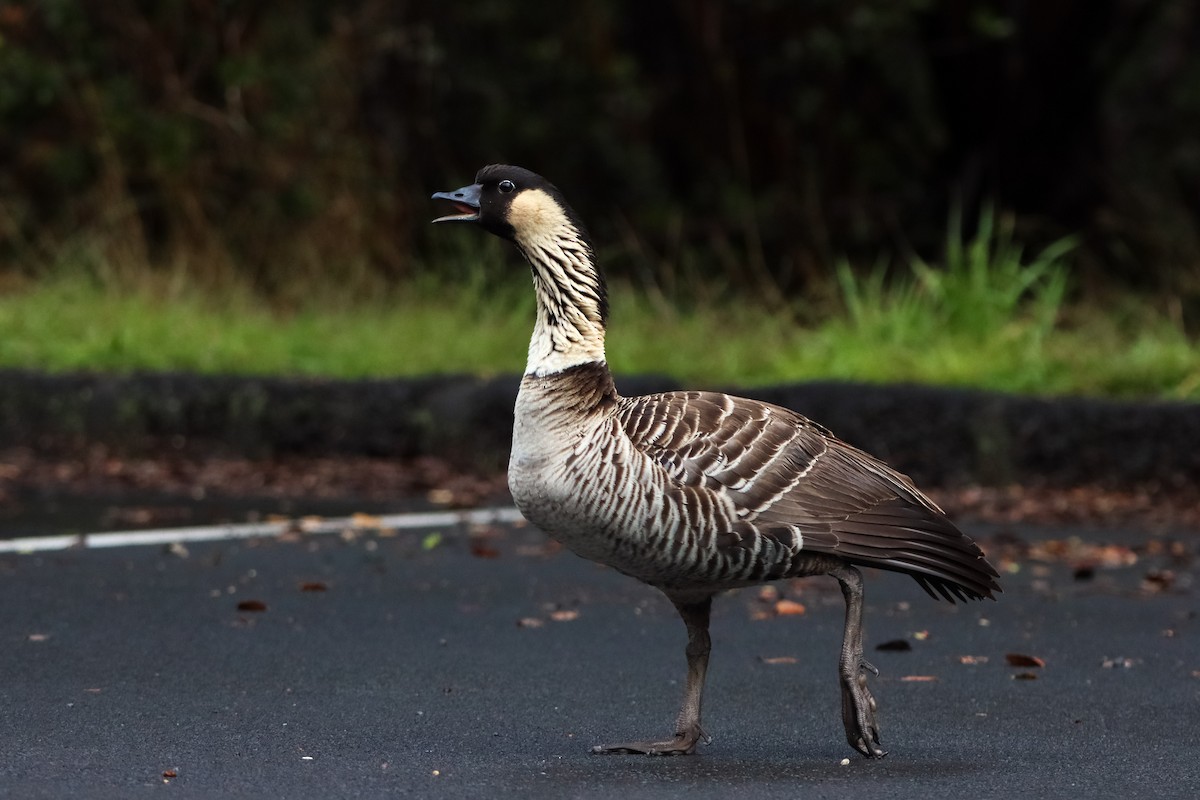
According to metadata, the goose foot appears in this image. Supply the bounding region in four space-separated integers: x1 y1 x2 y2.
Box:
592 726 709 756
841 658 886 758
833 565 887 758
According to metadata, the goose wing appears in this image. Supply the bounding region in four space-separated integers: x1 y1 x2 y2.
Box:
616 390 1000 601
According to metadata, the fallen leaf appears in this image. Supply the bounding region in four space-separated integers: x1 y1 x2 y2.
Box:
27 633 49 642
912 630 930 641
1005 653 1045 668
774 599 806 616
237 600 268 612
875 639 912 652
959 655 989 665
1028 539 1136 568
470 541 501 559
351 513 383 529
549 609 580 622
299 581 328 592
900 675 938 682
759 656 798 665
516 617 544 628
299 516 325 533
421 532 443 551
1013 672 1039 680
1142 570 1175 592
162 770 178 779
1095 544 1137 567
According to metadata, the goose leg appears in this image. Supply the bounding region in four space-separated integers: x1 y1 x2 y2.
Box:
832 565 887 758
593 595 713 756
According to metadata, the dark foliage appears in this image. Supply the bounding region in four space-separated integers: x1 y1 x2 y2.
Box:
0 0 1197 296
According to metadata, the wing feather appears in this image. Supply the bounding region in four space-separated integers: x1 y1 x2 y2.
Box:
618 390 1000 601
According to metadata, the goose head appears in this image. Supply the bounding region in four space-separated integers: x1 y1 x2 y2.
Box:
431 164 588 248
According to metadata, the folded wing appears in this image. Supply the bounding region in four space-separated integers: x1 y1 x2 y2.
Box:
617 390 1001 602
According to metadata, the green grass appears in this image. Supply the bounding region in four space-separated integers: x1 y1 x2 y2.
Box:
0 213 1197 399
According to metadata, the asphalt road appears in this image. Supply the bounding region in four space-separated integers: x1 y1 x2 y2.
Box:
2 516 1197 799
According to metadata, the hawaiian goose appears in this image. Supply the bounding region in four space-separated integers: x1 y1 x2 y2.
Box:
432 165 1001 759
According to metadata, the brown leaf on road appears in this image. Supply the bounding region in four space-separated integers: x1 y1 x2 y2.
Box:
959 655 990 665
774 599 806 616
469 541 501 559
549 609 580 622
350 513 383 530
1142 570 1175 593
236 599 268 612
1013 672 1039 680
1005 653 1045 668
299 516 325 533
516 617 544 628
1028 539 1137 568
299 581 328 592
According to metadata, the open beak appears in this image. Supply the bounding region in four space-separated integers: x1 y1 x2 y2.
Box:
431 183 482 223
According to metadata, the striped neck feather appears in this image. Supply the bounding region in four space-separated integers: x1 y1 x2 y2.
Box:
510 188 608 377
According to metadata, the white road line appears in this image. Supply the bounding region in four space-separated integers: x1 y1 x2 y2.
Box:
0 506 528 554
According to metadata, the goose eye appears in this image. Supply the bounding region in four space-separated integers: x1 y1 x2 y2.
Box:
498 179 516 193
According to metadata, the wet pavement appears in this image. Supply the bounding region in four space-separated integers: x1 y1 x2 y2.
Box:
1 516 1197 799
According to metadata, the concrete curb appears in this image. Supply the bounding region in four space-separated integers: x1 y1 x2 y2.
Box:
1 368 1196 489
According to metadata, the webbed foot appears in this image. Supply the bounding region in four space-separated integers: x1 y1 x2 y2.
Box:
592 725 709 756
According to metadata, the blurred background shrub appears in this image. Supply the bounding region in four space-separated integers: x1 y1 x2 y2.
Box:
0 0 1197 307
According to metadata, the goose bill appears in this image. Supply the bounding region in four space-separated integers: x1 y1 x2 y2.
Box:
431 187 482 223
431 202 479 223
